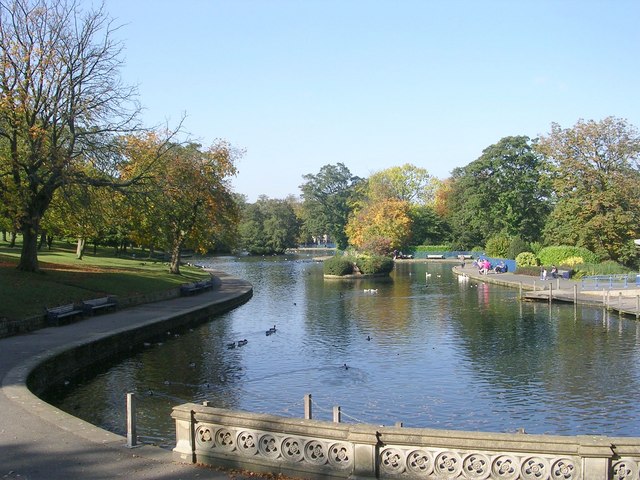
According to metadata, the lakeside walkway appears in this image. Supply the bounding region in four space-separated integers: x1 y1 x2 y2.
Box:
0 271 253 480
453 263 640 318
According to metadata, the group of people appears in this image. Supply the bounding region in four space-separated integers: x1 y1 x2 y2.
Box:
474 258 508 275
541 265 558 280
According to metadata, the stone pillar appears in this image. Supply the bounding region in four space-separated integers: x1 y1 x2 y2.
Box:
578 438 614 480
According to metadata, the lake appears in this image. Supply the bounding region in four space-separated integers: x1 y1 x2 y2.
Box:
46 254 640 448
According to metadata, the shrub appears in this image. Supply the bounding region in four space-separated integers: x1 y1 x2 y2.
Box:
485 233 511 258
562 256 584 268
537 246 599 266
507 236 530 260
529 241 543 255
572 260 630 278
357 255 394 275
323 256 354 276
361 236 392 256
471 246 484 253
516 251 538 267
515 265 544 276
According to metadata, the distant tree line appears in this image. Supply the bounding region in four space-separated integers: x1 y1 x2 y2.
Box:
238 117 640 269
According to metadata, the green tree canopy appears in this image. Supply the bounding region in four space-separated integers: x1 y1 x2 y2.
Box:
444 136 551 248
238 196 300 255
299 163 361 249
536 117 640 265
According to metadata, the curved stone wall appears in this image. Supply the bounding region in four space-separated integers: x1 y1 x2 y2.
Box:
172 402 640 480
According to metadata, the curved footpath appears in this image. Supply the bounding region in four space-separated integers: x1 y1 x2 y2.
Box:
0 271 253 480
453 263 640 317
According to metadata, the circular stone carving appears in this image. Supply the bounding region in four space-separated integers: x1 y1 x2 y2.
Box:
195 426 214 448
280 437 304 463
491 455 519 480
258 433 280 458
612 460 639 480
462 453 491 479
236 430 258 456
327 442 352 469
304 440 327 465
435 451 463 477
521 456 549 480
551 458 578 479
380 448 405 474
214 427 235 451
406 449 433 475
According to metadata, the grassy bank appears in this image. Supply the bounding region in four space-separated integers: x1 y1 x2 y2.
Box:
0 240 210 321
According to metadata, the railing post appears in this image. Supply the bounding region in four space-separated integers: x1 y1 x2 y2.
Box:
549 283 553 304
333 406 341 423
304 393 312 420
126 392 137 448
619 292 623 310
636 295 639 319
574 284 578 304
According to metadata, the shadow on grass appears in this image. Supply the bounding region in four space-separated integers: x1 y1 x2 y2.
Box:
0 252 210 321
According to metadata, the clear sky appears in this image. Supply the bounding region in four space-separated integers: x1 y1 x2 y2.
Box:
99 0 640 202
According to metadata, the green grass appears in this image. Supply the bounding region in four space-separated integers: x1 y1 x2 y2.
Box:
0 239 210 321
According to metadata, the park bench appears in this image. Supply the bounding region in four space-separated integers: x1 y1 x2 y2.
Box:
46 303 84 326
427 254 445 259
82 296 118 315
180 278 215 296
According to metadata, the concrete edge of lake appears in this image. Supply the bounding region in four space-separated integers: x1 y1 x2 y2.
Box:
0 270 253 479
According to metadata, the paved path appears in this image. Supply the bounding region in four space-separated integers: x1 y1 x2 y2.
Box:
454 263 640 317
0 271 253 480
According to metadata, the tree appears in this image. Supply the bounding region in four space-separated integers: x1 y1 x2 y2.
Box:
238 196 300 255
345 198 412 253
444 136 551 248
536 117 640 264
299 163 361 250
126 138 240 274
366 163 436 205
0 0 144 271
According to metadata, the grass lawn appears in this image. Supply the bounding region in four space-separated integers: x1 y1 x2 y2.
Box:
0 240 210 321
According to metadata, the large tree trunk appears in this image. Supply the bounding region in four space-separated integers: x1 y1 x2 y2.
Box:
9 232 16 248
76 237 86 260
169 236 183 274
17 223 40 272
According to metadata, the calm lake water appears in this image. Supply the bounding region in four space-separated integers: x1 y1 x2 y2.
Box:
46 254 640 448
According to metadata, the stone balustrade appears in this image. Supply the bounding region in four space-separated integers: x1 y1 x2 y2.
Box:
172 402 640 479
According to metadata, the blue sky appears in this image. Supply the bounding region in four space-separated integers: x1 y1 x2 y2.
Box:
100 0 640 201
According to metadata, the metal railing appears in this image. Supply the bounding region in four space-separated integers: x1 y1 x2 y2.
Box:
580 274 640 291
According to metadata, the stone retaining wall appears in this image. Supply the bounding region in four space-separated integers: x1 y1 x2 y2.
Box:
172 402 640 480
27 288 252 396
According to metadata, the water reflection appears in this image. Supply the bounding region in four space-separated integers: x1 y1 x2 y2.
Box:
46 255 640 447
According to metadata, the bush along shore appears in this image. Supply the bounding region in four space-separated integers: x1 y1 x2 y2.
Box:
323 254 395 278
